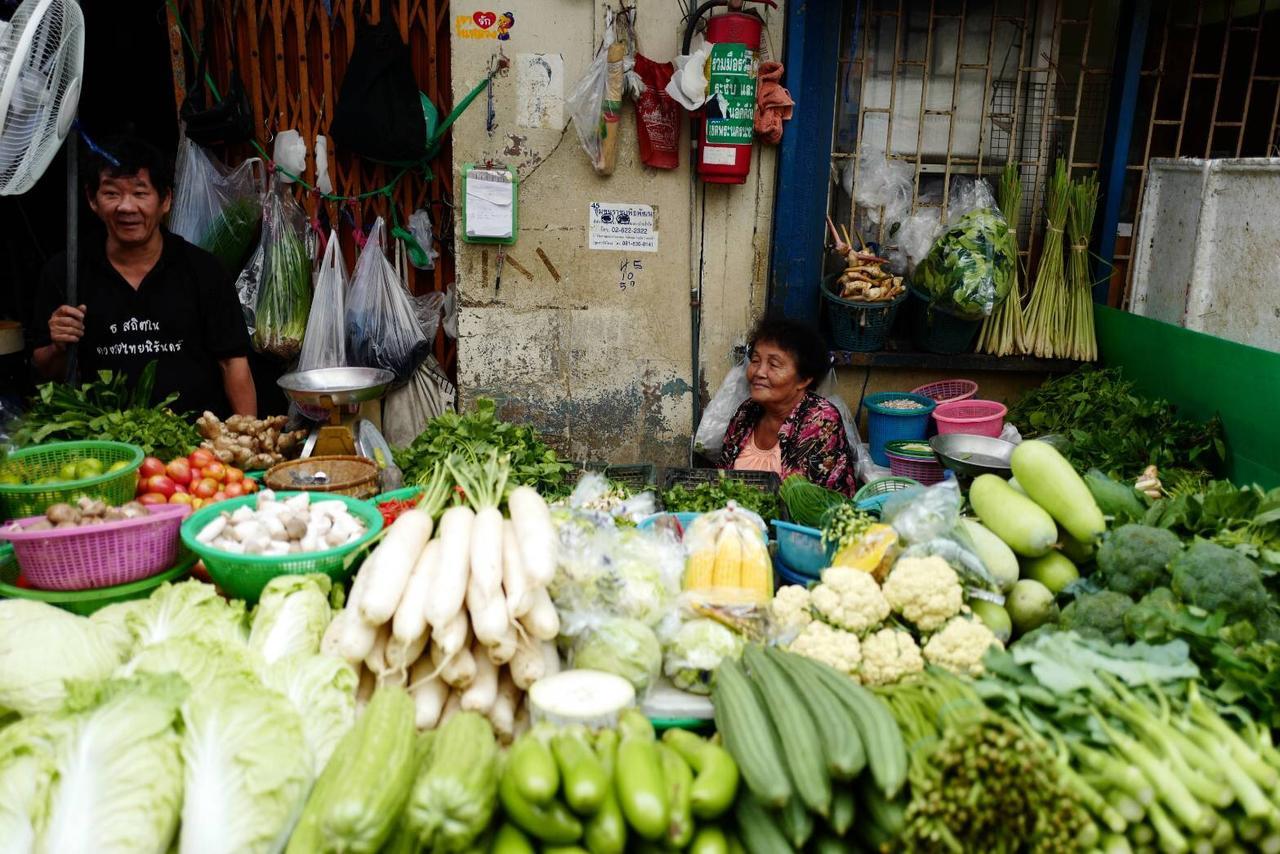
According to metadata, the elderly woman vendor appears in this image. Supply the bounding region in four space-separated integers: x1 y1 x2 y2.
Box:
719 317 858 496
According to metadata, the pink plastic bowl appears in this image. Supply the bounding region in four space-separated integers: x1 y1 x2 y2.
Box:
932 399 1007 438
0 503 190 591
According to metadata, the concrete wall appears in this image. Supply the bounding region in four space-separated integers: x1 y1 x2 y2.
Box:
449 1 783 465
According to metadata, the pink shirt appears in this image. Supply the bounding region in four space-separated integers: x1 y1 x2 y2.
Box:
733 429 783 475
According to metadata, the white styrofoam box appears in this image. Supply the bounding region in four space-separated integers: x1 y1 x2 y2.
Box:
1130 158 1280 354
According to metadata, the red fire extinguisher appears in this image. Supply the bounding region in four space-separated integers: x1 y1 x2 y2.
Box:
682 0 777 184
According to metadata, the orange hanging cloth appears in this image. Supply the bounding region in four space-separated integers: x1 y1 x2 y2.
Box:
753 61 793 144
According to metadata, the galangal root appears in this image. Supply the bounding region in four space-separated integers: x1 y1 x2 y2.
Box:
196 411 309 470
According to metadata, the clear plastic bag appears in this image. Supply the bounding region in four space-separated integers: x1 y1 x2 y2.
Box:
680 506 773 608
693 357 748 456
855 147 914 230
567 17 618 172
565 471 657 525
407 209 439 270
912 178 1016 319
880 479 962 544
249 177 312 359
815 369 861 450
345 218 430 382
297 230 348 373
169 135 263 274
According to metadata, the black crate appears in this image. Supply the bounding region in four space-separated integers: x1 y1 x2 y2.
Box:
658 467 787 520
565 462 659 493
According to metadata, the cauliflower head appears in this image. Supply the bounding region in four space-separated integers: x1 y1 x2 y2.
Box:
859 627 924 686
787 620 861 675
810 567 891 634
922 616 1002 677
881 555 963 632
770 585 814 633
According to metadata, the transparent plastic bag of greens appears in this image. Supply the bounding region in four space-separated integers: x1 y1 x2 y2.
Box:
911 178 1016 319
249 177 312 359
693 356 748 457
565 471 657 525
345 218 430 383
169 136 264 274
881 481 1003 596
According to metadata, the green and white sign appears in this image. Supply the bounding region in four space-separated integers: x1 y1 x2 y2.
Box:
705 43 756 145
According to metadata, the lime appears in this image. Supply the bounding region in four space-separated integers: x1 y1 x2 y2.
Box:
76 459 105 480
59 462 80 481
107 460 130 473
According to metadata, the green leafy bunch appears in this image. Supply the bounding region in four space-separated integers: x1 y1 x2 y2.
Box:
661 477 781 521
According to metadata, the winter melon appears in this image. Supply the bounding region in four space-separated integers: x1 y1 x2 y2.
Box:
968 474 1057 558
1021 551 1079 594
1010 441 1106 544
957 518 1020 592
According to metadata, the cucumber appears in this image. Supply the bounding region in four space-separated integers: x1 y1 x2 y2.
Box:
969 474 1058 557
507 732 559 805
777 796 814 848
1084 468 1149 523
743 646 831 817
1021 550 1079 594
1011 440 1106 544
710 660 792 808
762 646 865 780
615 711 669 841
497 766 583 844
584 731 627 854
829 786 856 836
662 728 739 820
956 518 1020 592
733 793 794 854
688 826 730 854
490 823 536 854
657 742 694 848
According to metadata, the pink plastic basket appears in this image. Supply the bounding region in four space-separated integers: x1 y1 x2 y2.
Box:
932 399 1008 438
910 379 979 404
0 503 191 591
885 451 946 485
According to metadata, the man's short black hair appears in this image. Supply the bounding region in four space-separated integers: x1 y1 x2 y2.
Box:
82 135 174 198
748 315 832 385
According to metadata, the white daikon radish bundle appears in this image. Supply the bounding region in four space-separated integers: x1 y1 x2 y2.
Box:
332 559 380 664
432 633 477 689
487 626 519 666
356 469 451 625
409 658 450 730
440 691 463 726
508 485 558 586
364 624 392 676
489 669 520 742
502 519 533 619
520 587 561 641
509 635 548 690
449 453 513 649
461 647 499 714
393 540 440 644
425 504 475 632
385 630 430 676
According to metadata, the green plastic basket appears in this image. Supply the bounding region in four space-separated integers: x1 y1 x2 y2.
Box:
0 441 144 521
373 485 425 504
180 492 384 602
0 552 196 616
853 477 921 504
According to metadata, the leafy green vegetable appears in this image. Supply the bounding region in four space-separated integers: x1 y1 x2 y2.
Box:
662 477 781 521
913 205 1017 319
8 362 201 459
1008 631 1199 694
394 398 574 497
178 677 311 854
248 574 333 665
201 194 261 273
1143 479 1280 574
0 715 58 850
120 636 258 696
780 475 847 529
259 653 358 775
571 617 663 693
663 618 744 695
1007 366 1226 480
98 580 249 650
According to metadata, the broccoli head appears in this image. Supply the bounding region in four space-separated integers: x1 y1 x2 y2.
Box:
1170 540 1269 622
1059 591 1134 644
1124 586 1181 643
1095 524 1184 597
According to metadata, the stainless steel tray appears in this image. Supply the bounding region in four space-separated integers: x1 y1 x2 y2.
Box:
930 434 1015 478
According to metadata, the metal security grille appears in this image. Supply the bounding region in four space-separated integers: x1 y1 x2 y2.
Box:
1118 0 1280 303
832 0 1117 263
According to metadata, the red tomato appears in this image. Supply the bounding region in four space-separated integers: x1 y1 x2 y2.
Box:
242 479 258 494
224 467 244 484
193 478 219 499
223 481 244 498
138 492 169 506
203 461 227 482
145 475 177 498
212 491 227 503
189 448 215 469
136 479 149 496
139 457 166 479
165 458 192 485
168 492 194 505
174 484 188 495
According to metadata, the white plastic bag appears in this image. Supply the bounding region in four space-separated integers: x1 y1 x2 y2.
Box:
382 356 456 448
815 369 861 451
298 230 347 372
693 357 749 456
169 135 263 274
346 218 431 382
855 147 913 230
567 18 617 171
407 209 440 271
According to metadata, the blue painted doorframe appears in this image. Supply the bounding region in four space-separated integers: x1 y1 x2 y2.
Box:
770 0 1152 320
767 0 845 324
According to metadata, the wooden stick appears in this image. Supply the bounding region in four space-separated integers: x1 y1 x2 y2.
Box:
597 41 627 176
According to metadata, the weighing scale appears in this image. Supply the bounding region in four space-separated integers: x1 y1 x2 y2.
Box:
276 369 403 488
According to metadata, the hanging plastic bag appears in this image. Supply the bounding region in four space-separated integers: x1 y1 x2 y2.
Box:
346 218 430 382
693 356 749 457
815 368 861 450
246 177 313 359
912 178 1016 319
407 209 439 270
633 55 681 169
567 16 622 174
441 282 457 339
297 230 348 372
169 135 263 273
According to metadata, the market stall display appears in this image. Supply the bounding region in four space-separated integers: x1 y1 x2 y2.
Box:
134 449 259 509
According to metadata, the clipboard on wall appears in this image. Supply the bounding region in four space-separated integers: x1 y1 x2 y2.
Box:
461 163 518 245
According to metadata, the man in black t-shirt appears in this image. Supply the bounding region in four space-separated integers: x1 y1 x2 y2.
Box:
29 136 256 418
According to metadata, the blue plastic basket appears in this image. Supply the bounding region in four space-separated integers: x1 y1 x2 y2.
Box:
775 556 819 589
772 520 829 578
821 275 906 352
863 392 937 466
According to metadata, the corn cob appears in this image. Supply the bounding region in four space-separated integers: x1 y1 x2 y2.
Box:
712 527 742 589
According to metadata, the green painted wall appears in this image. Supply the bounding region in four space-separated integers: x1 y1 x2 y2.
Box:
1095 306 1280 488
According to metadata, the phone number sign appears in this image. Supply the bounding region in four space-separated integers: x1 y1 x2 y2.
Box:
588 203 658 252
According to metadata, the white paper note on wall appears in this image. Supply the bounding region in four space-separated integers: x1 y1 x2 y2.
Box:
465 170 515 239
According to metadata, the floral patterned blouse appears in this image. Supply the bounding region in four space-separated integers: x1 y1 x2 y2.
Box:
719 391 858 497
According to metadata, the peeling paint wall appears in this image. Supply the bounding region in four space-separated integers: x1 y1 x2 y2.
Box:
449 1 781 464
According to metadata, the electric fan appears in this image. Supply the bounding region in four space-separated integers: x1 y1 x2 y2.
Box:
0 0 84 195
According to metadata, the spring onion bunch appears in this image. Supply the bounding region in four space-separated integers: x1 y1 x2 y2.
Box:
1064 174 1100 361
977 162 1028 356
1023 160 1071 358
